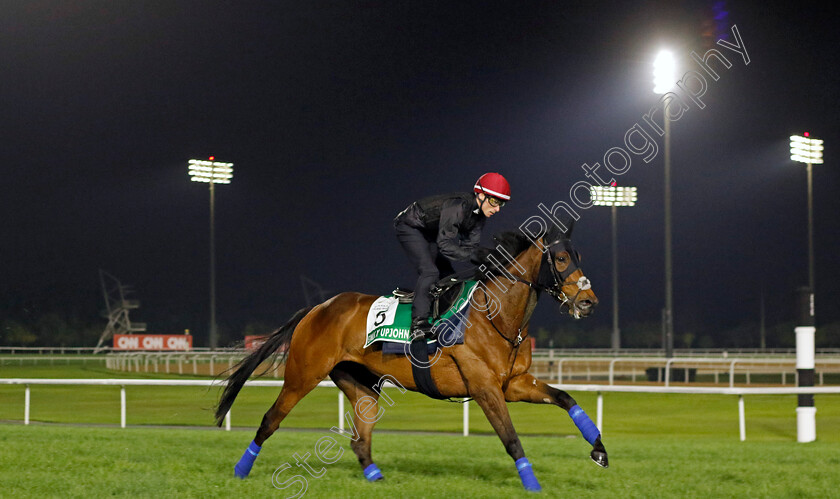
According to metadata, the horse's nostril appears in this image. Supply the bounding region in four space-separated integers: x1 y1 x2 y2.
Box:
580 300 592 309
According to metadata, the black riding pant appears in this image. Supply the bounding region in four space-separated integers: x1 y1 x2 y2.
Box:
394 222 455 321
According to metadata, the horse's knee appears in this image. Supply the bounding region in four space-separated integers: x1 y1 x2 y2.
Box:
553 390 576 410
504 378 577 410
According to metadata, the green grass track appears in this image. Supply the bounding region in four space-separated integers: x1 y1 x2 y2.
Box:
1 425 838 498
1 362 839 497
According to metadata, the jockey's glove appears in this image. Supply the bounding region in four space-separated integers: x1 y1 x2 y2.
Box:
470 247 494 265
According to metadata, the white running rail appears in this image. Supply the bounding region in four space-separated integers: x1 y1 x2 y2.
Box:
2 379 839 441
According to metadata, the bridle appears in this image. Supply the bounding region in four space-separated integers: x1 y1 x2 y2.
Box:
482 238 593 350
508 238 592 319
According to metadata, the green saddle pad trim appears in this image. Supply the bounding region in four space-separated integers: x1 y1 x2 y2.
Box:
364 280 478 347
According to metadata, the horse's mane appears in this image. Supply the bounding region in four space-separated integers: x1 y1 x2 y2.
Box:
478 222 569 280
491 231 533 259
477 230 536 278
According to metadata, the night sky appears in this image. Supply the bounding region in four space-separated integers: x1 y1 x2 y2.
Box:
3 1 839 348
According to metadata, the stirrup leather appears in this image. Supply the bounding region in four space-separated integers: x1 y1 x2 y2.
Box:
392 287 414 304
411 318 435 341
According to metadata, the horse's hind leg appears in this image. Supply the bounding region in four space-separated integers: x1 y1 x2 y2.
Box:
504 373 608 468
329 362 387 482
235 351 335 478
254 381 317 444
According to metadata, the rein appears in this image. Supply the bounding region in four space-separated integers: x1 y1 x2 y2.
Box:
501 238 592 319
480 237 592 362
481 285 528 348
474 236 592 389
480 284 530 389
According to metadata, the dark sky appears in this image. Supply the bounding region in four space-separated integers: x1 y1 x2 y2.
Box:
2 0 839 346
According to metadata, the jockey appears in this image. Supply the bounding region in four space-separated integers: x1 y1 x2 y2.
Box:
393 172 511 340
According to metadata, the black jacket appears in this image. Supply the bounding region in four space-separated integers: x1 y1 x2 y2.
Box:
394 192 485 262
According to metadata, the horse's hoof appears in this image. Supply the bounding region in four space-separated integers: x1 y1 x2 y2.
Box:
234 461 254 478
515 457 542 492
363 463 384 482
590 449 609 468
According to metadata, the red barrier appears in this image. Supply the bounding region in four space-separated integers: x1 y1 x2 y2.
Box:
113 334 193 351
244 335 268 351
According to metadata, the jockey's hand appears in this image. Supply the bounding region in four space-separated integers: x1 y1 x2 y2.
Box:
470 247 493 265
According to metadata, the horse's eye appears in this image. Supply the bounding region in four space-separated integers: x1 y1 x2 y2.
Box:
556 256 566 262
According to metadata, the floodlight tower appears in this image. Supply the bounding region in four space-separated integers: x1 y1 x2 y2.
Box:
189 157 234 349
789 134 823 301
592 185 638 351
789 133 823 443
654 49 677 358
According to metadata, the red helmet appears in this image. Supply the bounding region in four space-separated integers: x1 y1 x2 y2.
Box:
474 172 511 201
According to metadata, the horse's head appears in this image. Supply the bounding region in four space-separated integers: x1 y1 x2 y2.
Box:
537 220 598 319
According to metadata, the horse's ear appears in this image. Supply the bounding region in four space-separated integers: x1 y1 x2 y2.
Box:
563 218 575 239
543 217 574 245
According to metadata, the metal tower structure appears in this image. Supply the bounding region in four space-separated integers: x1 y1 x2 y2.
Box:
300 275 329 307
94 269 147 353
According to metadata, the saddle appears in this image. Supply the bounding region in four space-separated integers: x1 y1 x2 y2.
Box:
363 271 477 352
392 269 474 322
388 272 475 401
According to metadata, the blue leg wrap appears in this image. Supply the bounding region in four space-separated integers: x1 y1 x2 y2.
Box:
515 457 542 492
234 440 261 479
569 405 600 445
363 463 384 481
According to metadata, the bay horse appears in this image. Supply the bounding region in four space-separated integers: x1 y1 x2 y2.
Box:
215 221 608 492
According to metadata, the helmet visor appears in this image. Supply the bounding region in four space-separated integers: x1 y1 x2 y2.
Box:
487 196 506 208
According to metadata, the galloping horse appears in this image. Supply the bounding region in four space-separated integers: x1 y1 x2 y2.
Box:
216 221 607 492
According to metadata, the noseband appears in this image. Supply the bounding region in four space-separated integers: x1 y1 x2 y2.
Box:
508 238 592 318
480 237 593 353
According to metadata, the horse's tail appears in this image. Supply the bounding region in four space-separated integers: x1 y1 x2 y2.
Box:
214 306 313 426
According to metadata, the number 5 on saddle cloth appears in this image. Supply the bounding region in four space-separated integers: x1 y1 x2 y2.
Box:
364 279 479 354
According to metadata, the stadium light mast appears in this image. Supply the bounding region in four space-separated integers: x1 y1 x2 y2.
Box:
789 133 823 301
592 185 637 351
789 132 823 443
189 157 234 349
654 49 677 358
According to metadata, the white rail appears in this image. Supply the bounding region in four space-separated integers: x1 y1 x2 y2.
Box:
554 357 840 386
7 346 840 355
100 353 840 386
0 356 106 366
2 379 839 441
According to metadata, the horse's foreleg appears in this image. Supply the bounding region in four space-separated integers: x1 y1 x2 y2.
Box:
329 363 385 482
471 386 542 492
504 373 608 468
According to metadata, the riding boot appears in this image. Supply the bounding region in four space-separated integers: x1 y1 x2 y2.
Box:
411 317 435 341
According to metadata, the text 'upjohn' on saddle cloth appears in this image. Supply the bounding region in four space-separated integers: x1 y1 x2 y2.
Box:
364 281 479 349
